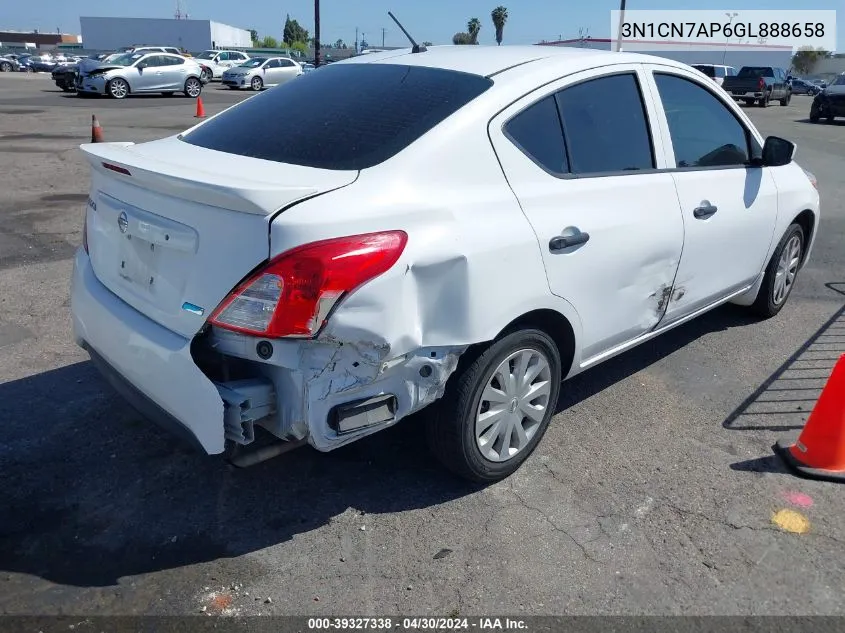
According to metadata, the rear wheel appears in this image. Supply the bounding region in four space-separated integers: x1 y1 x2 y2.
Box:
426 329 562 483
758 92 770 107
751 223 805 318
743 98 755 106
779 91 791 106
0 62 11 72
184 77 202 98
250 76 263 91
107 78 129 99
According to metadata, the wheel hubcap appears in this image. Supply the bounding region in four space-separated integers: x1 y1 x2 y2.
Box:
475 348 552 463
252 78 261 89
187 80 200 96
773 235 801 305
111 81 127 97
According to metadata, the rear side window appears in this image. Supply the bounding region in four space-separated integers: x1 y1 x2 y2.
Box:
654 73 749 168
181 64 493 170
715 67 726 78
504 96 568 175
737 67 773 78
694 65 716 77
555 73 655 174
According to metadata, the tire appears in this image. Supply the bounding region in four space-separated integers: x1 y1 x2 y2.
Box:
250 76 263 91
184 77 202 98
809 107 820 123
826 115 835 123
779 91 791 106
200 68 212 83
425 328 562 483
758 92 770 107
743 98 755 106
751 223 805 319
0 62 11 72
107 78 129 99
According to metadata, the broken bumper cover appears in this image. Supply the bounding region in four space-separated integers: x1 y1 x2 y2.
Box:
70 248 226 454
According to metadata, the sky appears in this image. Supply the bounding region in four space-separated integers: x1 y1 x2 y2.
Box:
4 0 842 51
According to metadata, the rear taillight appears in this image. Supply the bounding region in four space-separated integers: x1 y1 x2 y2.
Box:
210 231 408 339
82 210 89 254
758 77 766 91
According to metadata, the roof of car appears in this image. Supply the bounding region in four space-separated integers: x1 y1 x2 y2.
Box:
339 44 690 78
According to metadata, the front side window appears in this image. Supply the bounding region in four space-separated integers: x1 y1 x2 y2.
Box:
654 73 749 168
555 73 655 174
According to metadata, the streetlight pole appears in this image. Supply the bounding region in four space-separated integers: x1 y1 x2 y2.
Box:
314 0 322 67
722 12 737 65
615 0 626 52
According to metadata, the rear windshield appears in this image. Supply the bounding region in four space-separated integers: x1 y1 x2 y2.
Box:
693 65 715 77
180 63 494 170
737 67 773 78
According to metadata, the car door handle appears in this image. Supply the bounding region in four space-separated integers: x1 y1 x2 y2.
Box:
549 229 590 251
693 202 718 219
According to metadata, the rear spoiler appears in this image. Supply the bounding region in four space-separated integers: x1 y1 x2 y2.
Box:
79 141 321 216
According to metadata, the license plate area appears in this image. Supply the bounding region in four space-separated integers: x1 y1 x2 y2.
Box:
118 234 159 291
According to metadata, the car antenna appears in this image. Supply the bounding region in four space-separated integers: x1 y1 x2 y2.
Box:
388 11 427 53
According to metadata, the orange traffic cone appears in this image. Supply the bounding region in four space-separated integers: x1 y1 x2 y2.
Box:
775 354 845 482
91 114 104 143
194 96 206 118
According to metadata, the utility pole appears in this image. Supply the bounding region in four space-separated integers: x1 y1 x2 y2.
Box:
382 27 386 47
355 27 358 53
314 0 322 66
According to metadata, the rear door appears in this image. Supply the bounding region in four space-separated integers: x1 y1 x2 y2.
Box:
276 58 299 85
489 65 685 364
643 64 778 325
162 55 187 89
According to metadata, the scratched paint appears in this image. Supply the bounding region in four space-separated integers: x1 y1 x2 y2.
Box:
782 491 814 508
771 509 811 534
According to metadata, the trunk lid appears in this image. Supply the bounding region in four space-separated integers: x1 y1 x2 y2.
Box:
80 137 357 339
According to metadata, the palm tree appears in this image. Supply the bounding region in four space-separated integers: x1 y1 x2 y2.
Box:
467 18 482 44
491 6 508 46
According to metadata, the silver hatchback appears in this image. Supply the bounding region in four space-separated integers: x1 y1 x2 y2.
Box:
77 51 204 99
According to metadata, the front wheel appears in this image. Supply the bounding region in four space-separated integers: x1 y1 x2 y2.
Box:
250 76 263 91
200 68 212 83
426 329 562 483
184 77 202 98
780 91 791 106
751 223 805 318
107 78 129 99
0 62 11 72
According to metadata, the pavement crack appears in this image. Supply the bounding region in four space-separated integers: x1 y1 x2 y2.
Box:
508 487 603 564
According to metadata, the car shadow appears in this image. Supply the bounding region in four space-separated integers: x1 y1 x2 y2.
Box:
0 299 834 588
794 118 845 126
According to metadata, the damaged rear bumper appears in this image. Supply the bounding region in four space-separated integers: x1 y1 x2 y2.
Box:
71 248 466 455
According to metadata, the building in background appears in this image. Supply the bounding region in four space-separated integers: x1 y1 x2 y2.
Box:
538 37 793 72
0 30 81 50
79 17 251 53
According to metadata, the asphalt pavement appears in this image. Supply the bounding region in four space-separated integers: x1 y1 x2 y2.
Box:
0 73 844 618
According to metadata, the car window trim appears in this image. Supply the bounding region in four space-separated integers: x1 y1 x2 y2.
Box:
651 70 761 172
501 95 569 178
500 70 659 180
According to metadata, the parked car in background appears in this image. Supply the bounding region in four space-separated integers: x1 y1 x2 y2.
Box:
810 73 845 123
71 46 819 482
24 55 58 73
0 56 19 72
76 51 204 99
194 49 251 80
722 66 791 107
790 77 821 96
221 56 302 90
691 63 736 86
120 46 184 56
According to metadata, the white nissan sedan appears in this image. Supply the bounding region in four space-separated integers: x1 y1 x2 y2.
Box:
70 46 819 482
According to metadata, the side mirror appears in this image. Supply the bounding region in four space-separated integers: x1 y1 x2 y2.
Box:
762 136 796 167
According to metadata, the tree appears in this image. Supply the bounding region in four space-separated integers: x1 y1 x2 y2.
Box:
791 46 832 74
291 41 308 55
422 41 433 47
248 29 258 44
467 18 482 44
283 14 309 46
491 6 508 46
453 32 473 45
334 38 345 49
261 35 279 48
